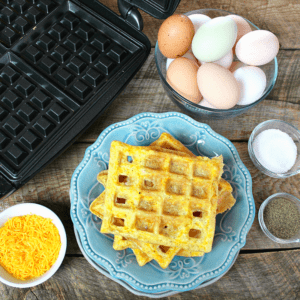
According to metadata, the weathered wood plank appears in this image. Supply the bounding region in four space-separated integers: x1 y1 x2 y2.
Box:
2 142 300 254
78 49 300 143
1 250 300 300
99 0 300 49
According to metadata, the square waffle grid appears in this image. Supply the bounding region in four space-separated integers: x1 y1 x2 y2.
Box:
0 0 144 185
0 53 77 174
0 0 58 48
20 9 134 104
101 141 222 252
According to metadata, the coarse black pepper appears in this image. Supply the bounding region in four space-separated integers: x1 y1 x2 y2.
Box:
263 198 300 239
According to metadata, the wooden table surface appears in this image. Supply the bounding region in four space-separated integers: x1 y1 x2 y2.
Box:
1 0 300 299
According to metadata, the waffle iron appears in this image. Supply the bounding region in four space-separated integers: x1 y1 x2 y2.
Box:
0 0 181 199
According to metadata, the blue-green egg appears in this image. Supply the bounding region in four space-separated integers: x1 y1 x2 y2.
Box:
192 16 237 62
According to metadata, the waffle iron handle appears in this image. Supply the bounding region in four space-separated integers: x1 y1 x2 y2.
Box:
118 0 144 31
0 174 16 201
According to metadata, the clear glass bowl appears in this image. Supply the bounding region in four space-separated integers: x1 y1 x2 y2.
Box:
248 119 300 178
154 8 278 120
258 193 300 243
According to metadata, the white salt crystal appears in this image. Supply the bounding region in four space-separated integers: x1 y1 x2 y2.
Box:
252 129 297 174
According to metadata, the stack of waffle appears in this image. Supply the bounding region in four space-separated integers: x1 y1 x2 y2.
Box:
90 133 235 268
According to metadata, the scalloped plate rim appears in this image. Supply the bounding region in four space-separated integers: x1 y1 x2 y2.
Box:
74 227 239 298
70 111 255 293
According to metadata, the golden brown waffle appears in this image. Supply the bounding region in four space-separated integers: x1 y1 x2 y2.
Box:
151 132 195 156
90 135 234 266
92 191 204 267
90 192 153 266
90 193 105 219
113 234 134 250
131 238 180 268
95 178 233 259
132 248 152 266
92 135 235 219
90 134 234 266
97 170 108 185
91 191 204 266
101 141 223 252
217 178 236 214
152 133 235 214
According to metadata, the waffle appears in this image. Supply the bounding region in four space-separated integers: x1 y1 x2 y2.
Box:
90 189 204 266
91 171 235 219
90 191 154 266
152 133 235 213
91 189 205 267
97 170 108 185
90 192 105 219
217 178 235 214
132 248 152 266
90 135 234 266
151 132 195 156
91 135 235 218
100 141 223 252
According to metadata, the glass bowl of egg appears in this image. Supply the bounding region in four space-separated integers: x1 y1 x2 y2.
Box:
155 9 279 119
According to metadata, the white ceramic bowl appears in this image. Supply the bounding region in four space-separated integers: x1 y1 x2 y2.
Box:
0 203 67 288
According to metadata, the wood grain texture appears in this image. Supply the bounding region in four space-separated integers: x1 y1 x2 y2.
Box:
77 49 300 143
2 142 300 254
1 251 300 300
99 0 300 49
1 1 299 298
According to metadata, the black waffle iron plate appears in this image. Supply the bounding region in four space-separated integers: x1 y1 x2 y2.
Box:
0 0 180 199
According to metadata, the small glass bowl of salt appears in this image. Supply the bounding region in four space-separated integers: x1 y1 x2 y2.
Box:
248 119 300 178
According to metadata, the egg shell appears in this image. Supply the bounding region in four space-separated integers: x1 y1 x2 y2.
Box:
158 14 195 59
166 50 199 70
236 30 279 66
199 98 217 109
188 14 211 33
197 63 240 109
228 15 252 54
167 57 202 103
200 49 233 69
192 16 237 62
233 66 267 105
229 61 245 73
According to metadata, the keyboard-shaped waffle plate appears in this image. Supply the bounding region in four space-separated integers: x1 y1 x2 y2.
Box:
0 0 149 196
0 0 58 48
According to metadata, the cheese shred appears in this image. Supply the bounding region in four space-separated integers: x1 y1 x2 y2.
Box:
0 214 61 280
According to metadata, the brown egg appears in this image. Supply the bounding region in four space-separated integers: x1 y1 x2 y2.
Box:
158 14 195 59
197 63 240 109
167 57 202 103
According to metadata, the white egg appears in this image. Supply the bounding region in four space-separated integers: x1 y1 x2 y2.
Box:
199 98 217 109
233 66 267 105
166 50 199 70
200 49 233 69
188 14 211 33
235 30 279 66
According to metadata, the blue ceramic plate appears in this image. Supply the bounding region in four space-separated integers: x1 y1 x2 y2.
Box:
70 112 255 294
74 228 239 298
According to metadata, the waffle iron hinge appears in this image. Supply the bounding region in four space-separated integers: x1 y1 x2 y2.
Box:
118 0 144 31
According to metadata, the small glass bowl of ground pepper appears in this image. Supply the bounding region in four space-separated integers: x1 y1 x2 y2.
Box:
258 193 300 243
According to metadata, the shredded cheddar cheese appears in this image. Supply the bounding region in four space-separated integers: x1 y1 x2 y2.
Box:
0 214 61 280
